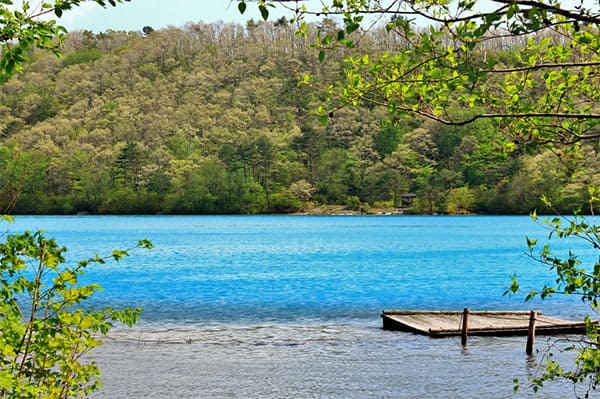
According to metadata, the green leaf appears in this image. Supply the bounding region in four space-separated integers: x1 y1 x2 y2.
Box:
259 4 269 20
0 369 14 390
1 214 15 223
346 22 359 35
238 1 246 14
525 291 538 301
530 210 537 221
318 50 325 62
137 239 154 249
62 270 77 284
507 3 519 18
112 249 129 261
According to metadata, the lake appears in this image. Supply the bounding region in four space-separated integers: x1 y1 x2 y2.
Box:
8 215 597 398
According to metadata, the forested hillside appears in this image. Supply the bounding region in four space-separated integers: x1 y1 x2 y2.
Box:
1 20 598 215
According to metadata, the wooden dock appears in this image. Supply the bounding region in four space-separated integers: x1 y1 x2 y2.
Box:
382 310 590 337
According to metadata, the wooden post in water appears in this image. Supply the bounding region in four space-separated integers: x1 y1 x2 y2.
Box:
526 310 537 355
461 308 469 346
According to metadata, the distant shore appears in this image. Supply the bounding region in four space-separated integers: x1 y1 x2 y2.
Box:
11 205 506 216
291 204 409 216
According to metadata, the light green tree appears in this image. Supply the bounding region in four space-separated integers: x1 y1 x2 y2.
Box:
0 226 151 398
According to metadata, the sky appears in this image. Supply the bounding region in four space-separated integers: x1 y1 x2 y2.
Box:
58 0 316 33
27 0 600 33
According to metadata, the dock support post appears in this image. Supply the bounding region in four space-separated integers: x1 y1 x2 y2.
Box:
526 310 536 355
461 308 469 346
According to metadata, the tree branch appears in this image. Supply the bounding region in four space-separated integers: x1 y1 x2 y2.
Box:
492 0 600 25
484 61 600 74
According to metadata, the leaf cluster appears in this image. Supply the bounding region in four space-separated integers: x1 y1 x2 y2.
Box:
506 204 600 395
0 227 149 398
523 210 600 306
0 0 129 82
241 1 600 148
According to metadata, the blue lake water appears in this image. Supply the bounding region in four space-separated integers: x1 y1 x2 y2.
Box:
8 215 598 398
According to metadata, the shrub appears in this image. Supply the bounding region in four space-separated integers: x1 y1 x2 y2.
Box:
0 222 151 398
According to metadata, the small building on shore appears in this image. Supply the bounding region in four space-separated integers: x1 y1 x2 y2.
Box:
400 193 417 208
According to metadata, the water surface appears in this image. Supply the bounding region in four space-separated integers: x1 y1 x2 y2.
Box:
9 215 596 398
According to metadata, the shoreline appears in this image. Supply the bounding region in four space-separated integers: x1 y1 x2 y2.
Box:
10 205 503 217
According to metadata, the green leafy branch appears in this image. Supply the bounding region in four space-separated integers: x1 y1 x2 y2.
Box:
239 1 600 148
0 228 152 398
0 0 130 82
505 192 600 395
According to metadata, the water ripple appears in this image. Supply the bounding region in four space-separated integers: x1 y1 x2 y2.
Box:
91 323 580 399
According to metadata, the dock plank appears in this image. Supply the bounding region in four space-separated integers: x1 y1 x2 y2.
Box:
382 310 590 337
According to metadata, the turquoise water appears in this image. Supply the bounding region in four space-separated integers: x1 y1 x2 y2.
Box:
8 215 597 398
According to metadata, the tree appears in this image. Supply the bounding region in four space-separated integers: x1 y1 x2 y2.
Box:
239 0 600 147
0 0 130 82
0 3 146 398
0 225 151 398
0 143 31 214
507 205 600 397
142 25 154 36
